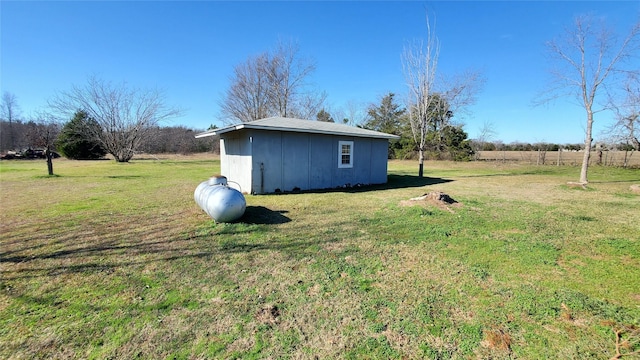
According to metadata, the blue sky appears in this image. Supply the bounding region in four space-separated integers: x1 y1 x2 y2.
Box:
2 1 639 144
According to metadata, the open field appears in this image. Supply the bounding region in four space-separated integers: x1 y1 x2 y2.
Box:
477 150 640 167
1 158 639 359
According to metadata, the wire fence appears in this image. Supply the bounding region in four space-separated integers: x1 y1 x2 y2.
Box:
475 150 639 167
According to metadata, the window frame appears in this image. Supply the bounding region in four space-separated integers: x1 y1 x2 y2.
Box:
338 140 354 168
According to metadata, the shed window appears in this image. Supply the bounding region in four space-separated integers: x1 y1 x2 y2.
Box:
338 141 353 168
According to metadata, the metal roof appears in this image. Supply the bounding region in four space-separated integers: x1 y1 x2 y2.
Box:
195 117 400 140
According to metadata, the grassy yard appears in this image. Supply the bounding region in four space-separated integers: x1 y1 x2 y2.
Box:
1 157 639 359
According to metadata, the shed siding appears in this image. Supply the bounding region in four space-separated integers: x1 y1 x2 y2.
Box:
353 138 372 185
221 129 390 194
250 130 283 194
369 139 390 184
282 132 311 192
309 136 334 189
219 133 252 193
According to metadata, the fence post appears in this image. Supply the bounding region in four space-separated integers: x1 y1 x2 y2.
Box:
557 148 561 166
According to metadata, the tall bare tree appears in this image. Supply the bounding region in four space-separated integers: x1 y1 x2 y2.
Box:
544 14 640 184
267 41 317 118
403 16 439 178
220 40 325 123
220 53 272 122
403 15 483 176
50 76 182 162
1 92 21 150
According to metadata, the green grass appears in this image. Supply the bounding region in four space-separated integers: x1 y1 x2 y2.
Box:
1 157 639 359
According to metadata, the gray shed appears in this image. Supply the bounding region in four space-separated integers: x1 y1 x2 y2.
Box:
195 117 400 194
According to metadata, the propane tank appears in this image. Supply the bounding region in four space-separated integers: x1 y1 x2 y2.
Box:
194 176 246 222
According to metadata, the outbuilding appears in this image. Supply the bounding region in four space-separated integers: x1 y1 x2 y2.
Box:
195 117 400 194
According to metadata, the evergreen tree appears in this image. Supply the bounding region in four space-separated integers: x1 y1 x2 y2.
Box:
56 110 107 160
363 93 405 135
441 125 474 161
316 108 334 122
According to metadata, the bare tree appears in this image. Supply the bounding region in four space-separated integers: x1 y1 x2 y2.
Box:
325 104 346 125
287 91 327 121
403 16 440 178
473 120 497 160
220 40 325 123
403 15 483 176
25 111 60 176
50 76 182 162
220 53 272 123
1 92 21 151
442 69 485 119
343 100 366 126
609 74 640 151
267 41 317 118
543 14 640 184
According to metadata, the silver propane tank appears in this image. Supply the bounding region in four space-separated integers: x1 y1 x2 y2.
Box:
194 176 246 222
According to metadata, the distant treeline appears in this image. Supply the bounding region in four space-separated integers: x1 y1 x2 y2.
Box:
137 126 219 155
0 120 218 155
2 119 634 158
470 140 636 152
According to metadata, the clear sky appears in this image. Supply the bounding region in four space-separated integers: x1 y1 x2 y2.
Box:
2 1 639 144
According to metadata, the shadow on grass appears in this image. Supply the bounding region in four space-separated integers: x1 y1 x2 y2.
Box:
385 174 452 190
31 174 149 179
265 175 452 195
240 206 291 224
0 239 181 264
589 179 640 184
0 213 326 281
1 234 335 280
105 175 146 179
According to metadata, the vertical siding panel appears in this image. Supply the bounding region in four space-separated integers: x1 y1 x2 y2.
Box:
253 130 283 194
309 135 333 189
355 138 371 185
282 133 310 191
370 139 389 184
219 132 252 193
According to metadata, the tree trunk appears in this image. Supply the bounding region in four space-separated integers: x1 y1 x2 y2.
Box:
580 111 594 184
45 147 54 176
418 150 424 177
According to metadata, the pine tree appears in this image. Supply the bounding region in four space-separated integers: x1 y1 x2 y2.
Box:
56 110 107 160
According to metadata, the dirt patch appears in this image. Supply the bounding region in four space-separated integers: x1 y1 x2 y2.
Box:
630 184 640 193
255 304 280 326
481 328 512 353
399 191 462 213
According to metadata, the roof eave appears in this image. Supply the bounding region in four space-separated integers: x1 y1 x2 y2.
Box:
194 124 247 138
194 122 400 140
